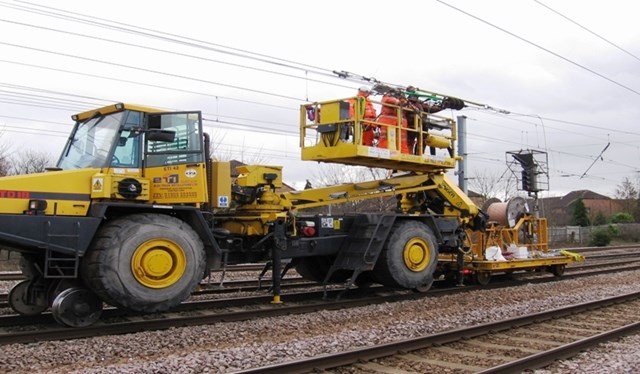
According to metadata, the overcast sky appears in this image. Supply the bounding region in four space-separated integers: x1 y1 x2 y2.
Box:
1 0 639 199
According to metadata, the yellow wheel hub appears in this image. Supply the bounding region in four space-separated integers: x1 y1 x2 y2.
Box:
403 238 431 272
131 239 186 288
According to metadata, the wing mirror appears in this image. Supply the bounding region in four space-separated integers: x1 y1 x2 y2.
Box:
146 129 176 142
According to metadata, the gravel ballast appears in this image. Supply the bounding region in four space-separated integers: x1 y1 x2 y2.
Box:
1 270 640 373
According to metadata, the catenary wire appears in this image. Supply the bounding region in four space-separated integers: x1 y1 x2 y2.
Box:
435 0 640 97
0 0 636 187
534 0 640 64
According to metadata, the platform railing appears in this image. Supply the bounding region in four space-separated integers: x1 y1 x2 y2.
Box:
300 97 459 171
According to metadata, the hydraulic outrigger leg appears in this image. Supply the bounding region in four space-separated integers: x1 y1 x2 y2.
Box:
270 219 286 304
456 248 465 287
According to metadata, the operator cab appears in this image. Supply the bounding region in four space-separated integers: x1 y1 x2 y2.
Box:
58 103 204 172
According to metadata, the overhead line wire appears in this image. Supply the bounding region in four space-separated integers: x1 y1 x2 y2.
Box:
0 98 81 112
0 59 297 111
468 131 636 174
0 41 305 102
7 1 337 79
1 0 637 183
0 18 354 93
0 94 301 139
4 1 638 138
435 0 640 97
534 0 640 64
464 106 640 137
0 91 96 109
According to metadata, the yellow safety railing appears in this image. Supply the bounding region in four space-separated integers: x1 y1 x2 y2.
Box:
299 96 459 172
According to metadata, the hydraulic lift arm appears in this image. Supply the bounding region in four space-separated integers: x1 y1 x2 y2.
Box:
281 172 484 230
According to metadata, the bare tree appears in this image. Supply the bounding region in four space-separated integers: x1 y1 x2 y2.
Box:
208 130 228 161
310 164 387 189
468 169 517 206
615 176 639 200
11 149 54 175
615 176 640 219
210 133 268 165
0 142 10 177
308 164 396 214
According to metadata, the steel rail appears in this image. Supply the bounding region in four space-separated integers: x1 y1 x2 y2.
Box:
1 261 640 345
0 263 268 282
478 321 640 373
0 276 312 309
236 291 640 374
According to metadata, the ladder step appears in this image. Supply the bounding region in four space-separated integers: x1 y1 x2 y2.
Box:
45 220 81 278
329 214 395 271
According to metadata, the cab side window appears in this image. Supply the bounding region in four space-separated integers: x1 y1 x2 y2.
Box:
145 112 203 167
111 111 143 168
112 130 141 167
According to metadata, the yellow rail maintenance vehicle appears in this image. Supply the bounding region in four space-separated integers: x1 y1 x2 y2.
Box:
0 83 560 327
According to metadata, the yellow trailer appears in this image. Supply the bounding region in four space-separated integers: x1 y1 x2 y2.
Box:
437 198 584 285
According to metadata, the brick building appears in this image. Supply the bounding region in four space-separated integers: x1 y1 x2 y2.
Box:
538 190 623 227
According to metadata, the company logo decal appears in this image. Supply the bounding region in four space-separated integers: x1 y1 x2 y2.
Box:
0 190 30 199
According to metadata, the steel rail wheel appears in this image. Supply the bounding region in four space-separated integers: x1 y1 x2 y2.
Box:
373 220 438 291
81 213 205 313
474 270 491 286
550 264 566 277
8 280 48 316
51 287 103 327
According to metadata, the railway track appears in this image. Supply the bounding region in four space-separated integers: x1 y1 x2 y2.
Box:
8 248 631 309
0 287 407 345
0 263 268 282
0 276 313 310
0 263 290 307
569 243 640 253
0 245 638 345
1 245 638 289
1 261 638 346
1 244 638 282
0 257 625 313
239 291 640 373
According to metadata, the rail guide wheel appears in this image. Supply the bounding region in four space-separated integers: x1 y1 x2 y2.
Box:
474 271 491 286
550 264 566 277
51 287 103 327
8 280 48 316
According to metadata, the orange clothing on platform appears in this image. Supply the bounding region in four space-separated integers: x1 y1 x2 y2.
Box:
349 94 377 119
349 91 377 146
378 95 409 153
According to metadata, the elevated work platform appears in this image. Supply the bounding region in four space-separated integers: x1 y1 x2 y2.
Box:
300 97 460 172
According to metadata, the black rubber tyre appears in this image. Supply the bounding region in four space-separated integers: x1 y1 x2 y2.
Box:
81 214 205 312
295 256 351 283
373 220 438 290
